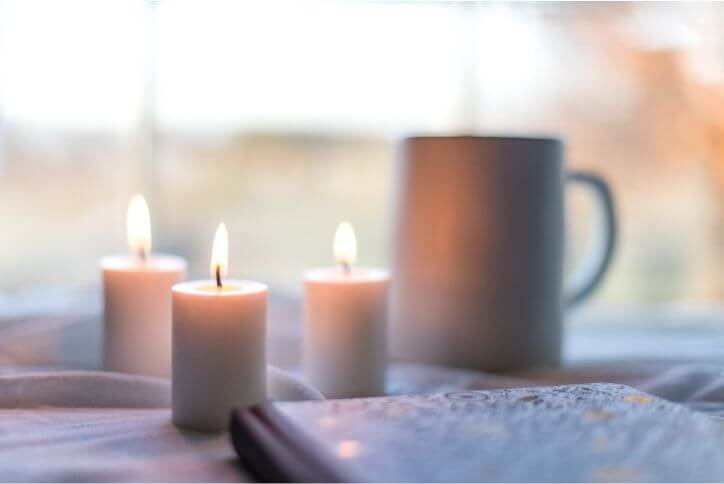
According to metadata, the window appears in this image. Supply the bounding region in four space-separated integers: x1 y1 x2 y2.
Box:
1 1 723 314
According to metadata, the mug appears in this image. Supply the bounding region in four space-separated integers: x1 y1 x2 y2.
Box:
389 136 616 371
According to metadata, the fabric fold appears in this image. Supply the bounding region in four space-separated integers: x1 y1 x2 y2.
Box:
0 366 323 409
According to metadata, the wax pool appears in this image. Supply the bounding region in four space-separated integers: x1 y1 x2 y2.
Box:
172 279 267 432
304 267 389 399
102 254 186 377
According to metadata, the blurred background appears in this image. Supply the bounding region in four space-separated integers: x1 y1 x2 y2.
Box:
0 1 723 320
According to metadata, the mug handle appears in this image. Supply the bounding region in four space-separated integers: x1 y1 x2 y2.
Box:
563 171 617 307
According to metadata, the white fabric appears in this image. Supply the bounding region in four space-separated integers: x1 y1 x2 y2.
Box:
0 368 321 482
2 302 724 481
0 408 242 482
0 367 322 408
0 371 170 408
267 366 324 402
0 306 328 482
3 365 724 481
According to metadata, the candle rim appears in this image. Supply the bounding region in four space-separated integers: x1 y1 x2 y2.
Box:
101 253 187 272
172 279 268 296
304 266 389 283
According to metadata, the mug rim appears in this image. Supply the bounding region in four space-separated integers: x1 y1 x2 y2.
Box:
404 134 561 144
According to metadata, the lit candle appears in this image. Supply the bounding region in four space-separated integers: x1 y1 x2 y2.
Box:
172 223 268 432
102 194 186 377
303 222 389 398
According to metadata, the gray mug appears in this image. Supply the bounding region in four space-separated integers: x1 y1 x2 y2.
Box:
390 136 616 371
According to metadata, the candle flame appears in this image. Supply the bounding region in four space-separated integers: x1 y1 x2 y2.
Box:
210 222 229 281
333 221 357 268
126 194 151 260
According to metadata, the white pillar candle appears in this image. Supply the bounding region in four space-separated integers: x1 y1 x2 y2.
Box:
304 222 389 399
103 194 186 377
172 223 267 432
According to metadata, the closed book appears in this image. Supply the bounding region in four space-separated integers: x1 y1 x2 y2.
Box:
233 383 724 482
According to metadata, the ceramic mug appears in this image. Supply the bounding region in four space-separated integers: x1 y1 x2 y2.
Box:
389 136 616 371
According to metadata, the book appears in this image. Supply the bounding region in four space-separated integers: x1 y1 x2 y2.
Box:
245 383 724 482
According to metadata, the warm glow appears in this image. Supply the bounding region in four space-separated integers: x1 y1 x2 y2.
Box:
336 440 361 459
126 194 151 259
333 222 357 267
210 223 229 280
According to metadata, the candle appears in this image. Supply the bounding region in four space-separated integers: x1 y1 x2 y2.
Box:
303 222 389 399
102 194 186 377
172 223 268 432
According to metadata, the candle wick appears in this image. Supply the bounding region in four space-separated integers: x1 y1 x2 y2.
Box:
216 264 223 289
138 248 147 265
341 261 351 275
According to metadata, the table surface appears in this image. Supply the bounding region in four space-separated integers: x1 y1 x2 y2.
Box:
1 288 724 482
1 288 724 372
